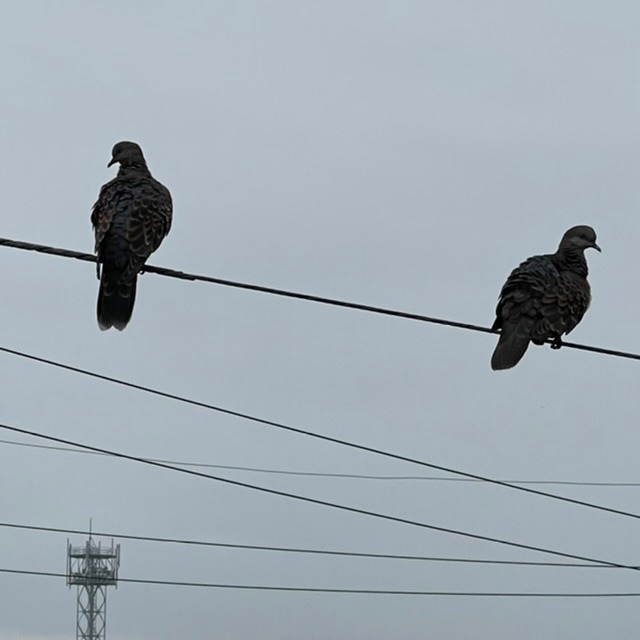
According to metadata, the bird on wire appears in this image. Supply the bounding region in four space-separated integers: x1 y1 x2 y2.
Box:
491 225 600 370
91 141 173 331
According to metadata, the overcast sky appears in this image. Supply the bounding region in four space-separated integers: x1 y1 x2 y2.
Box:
1 1 640 638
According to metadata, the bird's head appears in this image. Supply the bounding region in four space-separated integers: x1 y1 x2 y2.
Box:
108 141 146 168
559 225 601 253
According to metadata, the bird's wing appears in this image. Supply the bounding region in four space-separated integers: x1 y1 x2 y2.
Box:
494 256 556 328
121 179 173 279
539 272 591 336
91 178 121 255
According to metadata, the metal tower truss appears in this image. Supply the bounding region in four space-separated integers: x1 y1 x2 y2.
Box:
67 537 120 640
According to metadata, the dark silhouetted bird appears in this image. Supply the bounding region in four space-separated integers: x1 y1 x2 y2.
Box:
91 141 173 331
491 226 600 370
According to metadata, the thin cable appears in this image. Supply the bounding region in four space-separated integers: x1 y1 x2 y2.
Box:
0 421 638 572
0 236 637 362
3 567 640 597
3 345 640 524
3 437 640 487
0 520 628 568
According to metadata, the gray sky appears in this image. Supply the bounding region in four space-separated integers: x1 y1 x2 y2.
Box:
1 1 640 638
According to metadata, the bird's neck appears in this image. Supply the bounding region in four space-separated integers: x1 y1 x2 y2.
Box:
118 161 151 178
555 247 588 278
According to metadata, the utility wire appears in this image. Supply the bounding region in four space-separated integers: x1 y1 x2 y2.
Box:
3 567 640 597
0 421 638 572
0 520 630 568
3 345 640 524
2 437 640 487
0 236 638 362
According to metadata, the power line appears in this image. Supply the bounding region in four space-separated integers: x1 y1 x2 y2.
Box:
0 421 638 572
1 236 638 362
2 437 640 487
3 347 640 525
3 567 640 597
0 520 626 568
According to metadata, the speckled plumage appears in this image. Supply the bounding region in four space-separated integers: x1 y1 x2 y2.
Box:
91 141 172 331
491 226 600 370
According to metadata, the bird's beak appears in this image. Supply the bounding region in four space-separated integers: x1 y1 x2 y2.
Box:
107 158 116 168
592 242 601 252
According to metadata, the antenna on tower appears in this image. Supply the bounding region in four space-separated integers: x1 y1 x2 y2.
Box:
67 525 120 640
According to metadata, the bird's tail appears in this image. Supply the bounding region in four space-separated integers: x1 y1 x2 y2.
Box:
491 321 532 370
97 265 137 331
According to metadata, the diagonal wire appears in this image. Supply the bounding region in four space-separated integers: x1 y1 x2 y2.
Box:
3 345 640 523
0 236 637 361
0 520 632 568
0 420 639 572
3 567 640 597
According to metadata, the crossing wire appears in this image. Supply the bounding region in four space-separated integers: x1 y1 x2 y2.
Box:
2 437 640 487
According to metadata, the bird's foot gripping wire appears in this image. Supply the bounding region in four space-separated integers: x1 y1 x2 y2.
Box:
550 336 563 350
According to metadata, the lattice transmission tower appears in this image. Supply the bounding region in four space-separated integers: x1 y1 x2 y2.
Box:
67 534 121 640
